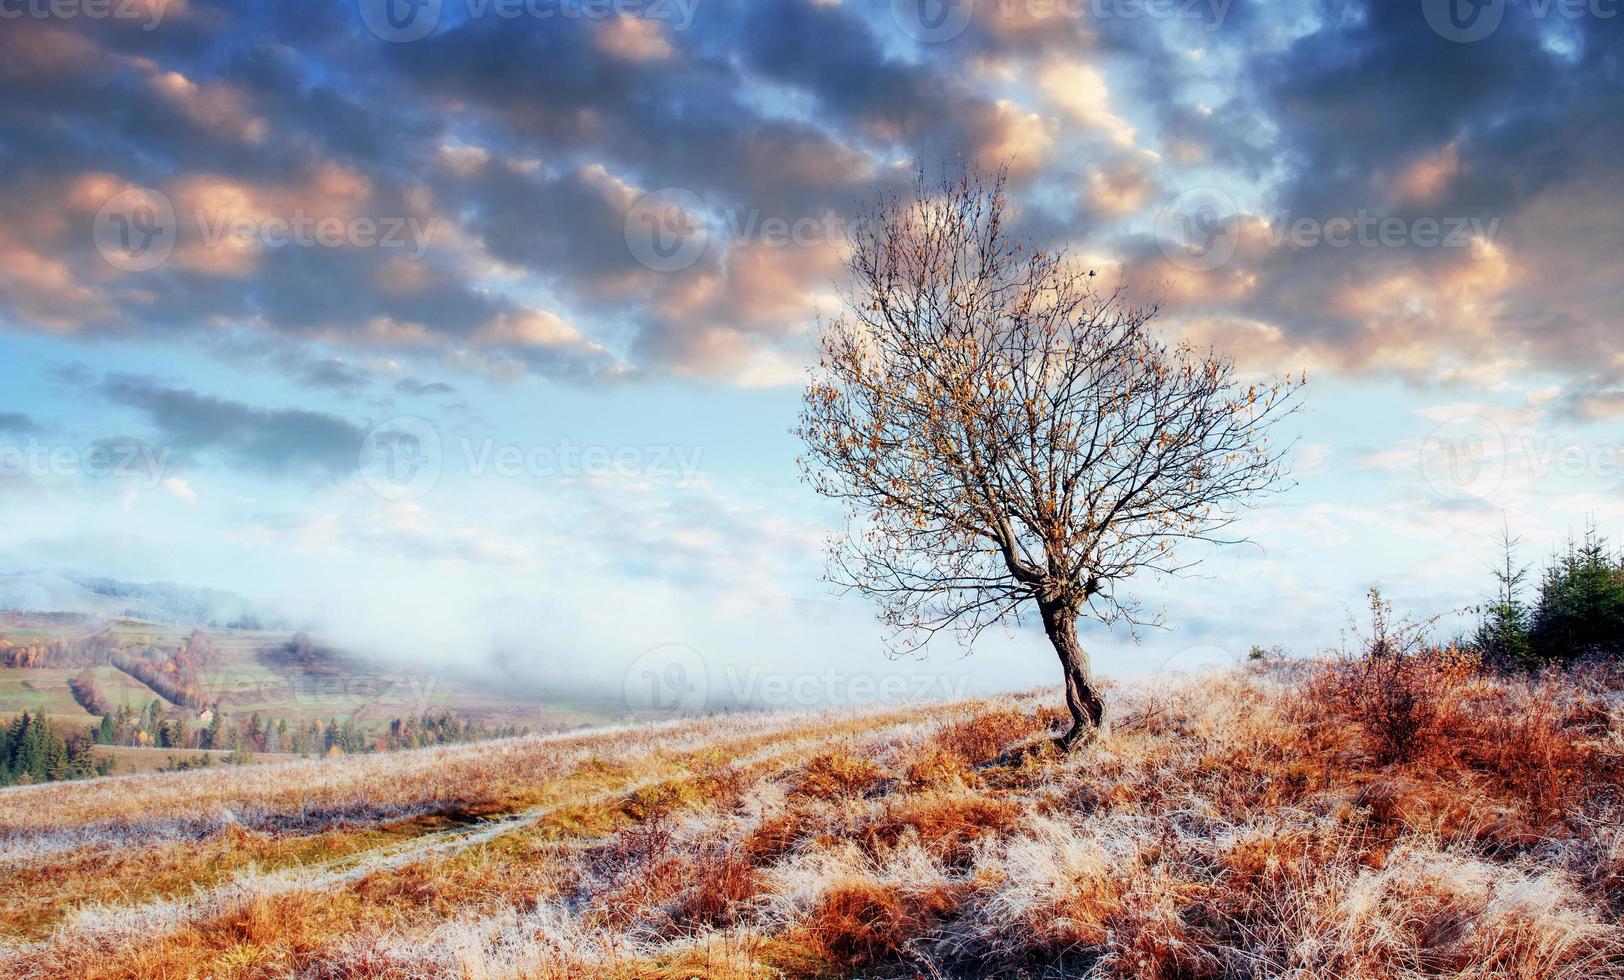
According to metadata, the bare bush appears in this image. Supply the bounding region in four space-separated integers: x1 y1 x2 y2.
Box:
1313 588 1477 764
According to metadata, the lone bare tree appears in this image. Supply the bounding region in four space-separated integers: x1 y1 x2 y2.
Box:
798 167 1304 749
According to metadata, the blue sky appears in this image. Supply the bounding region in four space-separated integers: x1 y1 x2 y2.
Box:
1 0 1622 702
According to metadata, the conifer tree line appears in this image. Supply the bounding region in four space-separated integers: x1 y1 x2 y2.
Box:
90 702 527 756
0 699 528 786
0 712 110 785
1473 520 1624 667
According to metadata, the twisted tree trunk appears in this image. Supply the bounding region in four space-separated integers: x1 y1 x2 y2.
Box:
1040 601 1108 749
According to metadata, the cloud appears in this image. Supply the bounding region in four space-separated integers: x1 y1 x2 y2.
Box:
147 70 267 145
163 477 199 504
99 374 366 481
394 377 456 398
291 358 372 396
596 15 673 62
1036 59 1136 148
0 0 1616 405
0 413 42 435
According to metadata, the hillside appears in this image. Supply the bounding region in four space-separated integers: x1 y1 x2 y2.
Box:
0 661 1620 978
0 611 615 776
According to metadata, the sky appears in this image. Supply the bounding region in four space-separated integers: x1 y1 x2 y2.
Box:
0 0 1622 708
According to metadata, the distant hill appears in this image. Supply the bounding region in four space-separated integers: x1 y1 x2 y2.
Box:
0 574 122 617
0 607 612 748
0 572 298 629
0 573 634 752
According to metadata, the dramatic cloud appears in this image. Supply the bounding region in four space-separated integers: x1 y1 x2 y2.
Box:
0 0 1616 408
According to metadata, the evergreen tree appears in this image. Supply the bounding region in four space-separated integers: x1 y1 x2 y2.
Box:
340 716 361 754
202 709 223 750
2 712 74 784
65 732 99 778
112 704 135 745
141 699 163 743
1531 525 1624 663
1475 520 1533 667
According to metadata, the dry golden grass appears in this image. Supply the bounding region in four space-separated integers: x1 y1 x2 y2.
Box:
2 661 1621 979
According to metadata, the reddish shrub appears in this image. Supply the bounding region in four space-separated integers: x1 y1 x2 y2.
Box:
1454 688 1605 824
1307 646 1478 765
743 805 826 865
935 709 1043 765
805 881 956 969
860 792 1020 866
794 752 885 801
900 745 977 791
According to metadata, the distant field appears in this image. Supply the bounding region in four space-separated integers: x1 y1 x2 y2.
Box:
93 745 302 774
0 670 86 720
0 663 1619 978
0 612 619 740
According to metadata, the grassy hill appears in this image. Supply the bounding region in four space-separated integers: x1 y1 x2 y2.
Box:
0 661 1619 977
0 611 619 771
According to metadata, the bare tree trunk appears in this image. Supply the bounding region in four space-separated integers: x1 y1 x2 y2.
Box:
1040 601 1108 749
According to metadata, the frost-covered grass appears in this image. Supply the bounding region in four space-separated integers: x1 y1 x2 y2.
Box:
3 663 1622 978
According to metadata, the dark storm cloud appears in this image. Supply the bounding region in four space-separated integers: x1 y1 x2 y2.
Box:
1248 3 1582 215
1099 0 1624 396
